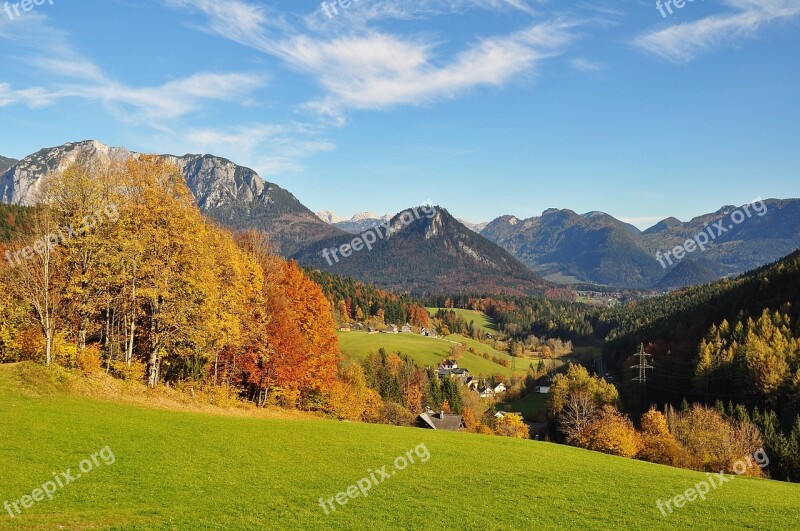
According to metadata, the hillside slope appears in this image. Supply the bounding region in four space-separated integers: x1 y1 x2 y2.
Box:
600 248 800 408
1 363 798 530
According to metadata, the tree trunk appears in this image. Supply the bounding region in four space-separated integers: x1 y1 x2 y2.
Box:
147 347 160 388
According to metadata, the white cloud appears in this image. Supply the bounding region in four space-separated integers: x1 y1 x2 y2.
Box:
169 0 575 118
285 22 573 116
634 0 800 62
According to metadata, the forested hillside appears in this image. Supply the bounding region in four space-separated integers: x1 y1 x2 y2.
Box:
0 203 33 243
598 249 800 422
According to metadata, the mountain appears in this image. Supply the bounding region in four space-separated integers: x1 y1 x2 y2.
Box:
317 211 393 234
0 156 17 174
482 200 800 289
0 141 343 255
458 219 489 234
481 209 663 288
654 259 718 291
316 210 343 224
294 207 550 296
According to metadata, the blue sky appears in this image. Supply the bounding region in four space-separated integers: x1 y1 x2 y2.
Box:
1 0 798 228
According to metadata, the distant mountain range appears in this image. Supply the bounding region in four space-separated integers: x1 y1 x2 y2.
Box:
4 141 798 292
481 201 800 289
317 210 488 235
296 207 549 296
0 141 342 256
1 141 541 295
316 211 393 234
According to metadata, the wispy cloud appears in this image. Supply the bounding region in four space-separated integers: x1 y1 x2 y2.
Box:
292 22 574 119
169 0 575 120
634 0 800 62
0 11 266 124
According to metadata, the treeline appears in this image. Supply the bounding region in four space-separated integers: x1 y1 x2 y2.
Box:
424 294 596 343
0 204 33 243
0 157 341 410
305 269 430 327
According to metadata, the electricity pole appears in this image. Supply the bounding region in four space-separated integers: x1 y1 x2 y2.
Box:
631 343 654 412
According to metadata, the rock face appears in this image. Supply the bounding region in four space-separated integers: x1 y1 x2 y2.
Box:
0 140 343 255
0 141 132 205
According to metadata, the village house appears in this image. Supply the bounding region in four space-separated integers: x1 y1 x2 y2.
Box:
479 382 507 398
421 328 439 338
384 324 399 334
401 323 413 333
417 408 464 432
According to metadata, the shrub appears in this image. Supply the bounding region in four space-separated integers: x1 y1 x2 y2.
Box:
109 360 147 382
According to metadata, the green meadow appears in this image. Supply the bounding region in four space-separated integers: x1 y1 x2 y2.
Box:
336 331 518 377
425 308 498 335
1 363 798 530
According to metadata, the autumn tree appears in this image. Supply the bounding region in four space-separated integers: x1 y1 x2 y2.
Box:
549 364 620 442
578 406 641 458
638 408 691 468
495 413 530 439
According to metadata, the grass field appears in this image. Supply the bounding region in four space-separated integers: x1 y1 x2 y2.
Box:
337 331 585 378
2 363 799 530
425 308 497 334
498 393 548 422
337 331 518 377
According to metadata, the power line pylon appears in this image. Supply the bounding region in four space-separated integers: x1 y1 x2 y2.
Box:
631 343 654 412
